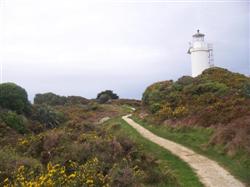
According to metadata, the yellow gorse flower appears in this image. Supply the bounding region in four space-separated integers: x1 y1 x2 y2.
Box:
5 158 110 186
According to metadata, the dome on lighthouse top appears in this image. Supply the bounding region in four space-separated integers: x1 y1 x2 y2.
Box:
192 29 205 38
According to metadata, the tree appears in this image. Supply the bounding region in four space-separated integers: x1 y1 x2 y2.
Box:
0 83 30 114
97 90 119 102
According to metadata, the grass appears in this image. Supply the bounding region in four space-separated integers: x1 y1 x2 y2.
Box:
106 117 204 187
131 116 250 186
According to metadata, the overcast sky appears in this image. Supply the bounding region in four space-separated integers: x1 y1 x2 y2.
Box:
0 0 249 101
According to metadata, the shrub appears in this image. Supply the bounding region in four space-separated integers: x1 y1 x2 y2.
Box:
88 102 99 110
34 93 90 106
98 94 110 104
155 105 188 121
142 67 250 128
32 105 66 128
200 67 249 88
176 76 194 86
242 82 250 98
0 83 30 114
142 81 173 108
34 92 67 106
172 106 188 118
109 159 142 186
156 105 173 120
166 91 183 108
66 96 89 105
0 111 27 134
149 103 162 114
0 147 42 183
3 158 109 187
171 83 183 92
196 93 218 105
97 90 119 100
187 81 229 96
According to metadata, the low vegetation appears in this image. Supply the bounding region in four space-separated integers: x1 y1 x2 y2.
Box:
34 93 89 106
1 67 249 186
140 67 250 184
0 83 184 186
108 117 203 187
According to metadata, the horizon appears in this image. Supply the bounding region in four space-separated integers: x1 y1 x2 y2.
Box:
0 0 249 101
1 66 248 103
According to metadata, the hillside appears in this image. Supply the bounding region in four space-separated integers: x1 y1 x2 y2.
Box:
0 84 181 186
138 67 250 184
1 68 250 186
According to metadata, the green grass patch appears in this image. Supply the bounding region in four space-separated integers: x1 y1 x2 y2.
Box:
106 117 204 187
131 116 250 186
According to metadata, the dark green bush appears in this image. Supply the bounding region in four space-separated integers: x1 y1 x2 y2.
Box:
34 93 67 106
166 91 183 108
142 81 173 107
0 111 27 134
242 82 250 98
149 103 162 113
32 105 66 128
185 81 229 95
0 83 30 114
98 94 110 104
171 83 183 91
97 90 119 100
176 76 194 86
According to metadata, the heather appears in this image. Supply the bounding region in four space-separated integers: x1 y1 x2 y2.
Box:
0 83 173 186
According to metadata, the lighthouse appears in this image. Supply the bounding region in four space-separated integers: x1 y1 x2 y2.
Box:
188 30 214 77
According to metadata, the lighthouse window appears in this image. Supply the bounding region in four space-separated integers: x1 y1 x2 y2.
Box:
193 37 204 42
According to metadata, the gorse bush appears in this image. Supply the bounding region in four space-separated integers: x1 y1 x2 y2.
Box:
0 102 173 187
3 159 109 187
156 105 188 121
185 81 229 96
141 67 250 161
0 111 27 134
0 83 30 114
142 80 173 108
0 81 176 186
142 67 250 126
176 76 194 86
200 67 249 90
0 147 42 182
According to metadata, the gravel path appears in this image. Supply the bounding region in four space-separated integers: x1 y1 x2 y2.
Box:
122 114 245 187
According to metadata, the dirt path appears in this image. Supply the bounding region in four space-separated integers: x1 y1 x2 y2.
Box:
122 114 245 187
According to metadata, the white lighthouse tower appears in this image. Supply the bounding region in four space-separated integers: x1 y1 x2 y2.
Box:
188 30 214 77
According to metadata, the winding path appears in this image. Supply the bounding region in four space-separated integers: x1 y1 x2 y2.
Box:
122 114 245 187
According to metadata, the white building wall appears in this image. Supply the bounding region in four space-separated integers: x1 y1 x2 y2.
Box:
188 31 213 77
190 49 210 77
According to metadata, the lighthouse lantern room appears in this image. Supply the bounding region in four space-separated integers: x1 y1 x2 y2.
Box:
188 30 214 77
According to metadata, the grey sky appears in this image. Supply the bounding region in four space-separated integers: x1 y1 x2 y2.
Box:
0 0 249 100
